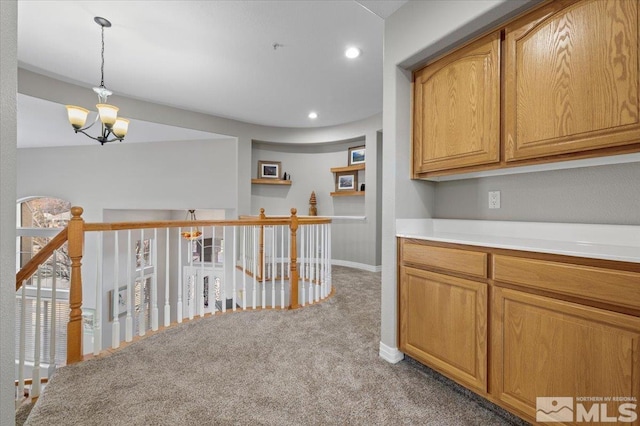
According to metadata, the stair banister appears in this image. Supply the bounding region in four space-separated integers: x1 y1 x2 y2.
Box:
289 208 299 309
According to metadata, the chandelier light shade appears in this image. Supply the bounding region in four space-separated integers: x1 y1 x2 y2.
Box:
181 210 203 240
65 17 129 145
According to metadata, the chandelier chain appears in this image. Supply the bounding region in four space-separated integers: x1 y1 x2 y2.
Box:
100 24 105 88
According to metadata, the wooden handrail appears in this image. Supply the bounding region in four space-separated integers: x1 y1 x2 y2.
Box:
83 217 329 232
15 227 68 291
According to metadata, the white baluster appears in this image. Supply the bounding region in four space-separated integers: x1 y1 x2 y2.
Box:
221 226 227 313
200 236 205 317
32 267 43 399
322 223 327 298
301 224 305 306
18 280 26 398
138 229 146 337
177 227 183 323
112 232 120 349
262 227 266 309
164 227 171 327
252 226 257 309
232 226 237 312
271 226 275 309
280 225 285 309
125 230 133 342
50 251 58 372
328 223 332 294
316 224 320 301
188 238 195 321
94 235 102 355
242 226 247 310
308 226 313 305
152 228 158 331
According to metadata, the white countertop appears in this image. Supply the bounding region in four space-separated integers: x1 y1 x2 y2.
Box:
396 219 640 263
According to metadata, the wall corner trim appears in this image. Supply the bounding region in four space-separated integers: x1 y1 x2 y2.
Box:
379 342 404 364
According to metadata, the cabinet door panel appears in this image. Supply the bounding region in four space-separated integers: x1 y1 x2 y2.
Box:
492 287 640 423
505 0 640 161
399 266 487 392
413 32 500 173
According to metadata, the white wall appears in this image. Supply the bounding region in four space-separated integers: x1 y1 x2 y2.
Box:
380 0 540 359
0 1 17 424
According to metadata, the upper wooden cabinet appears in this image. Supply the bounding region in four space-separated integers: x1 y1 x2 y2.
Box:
413 32 501 174
411 0 640 178
505 0 640 161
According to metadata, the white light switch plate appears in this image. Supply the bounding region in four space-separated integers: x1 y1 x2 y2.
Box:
488 191 501 209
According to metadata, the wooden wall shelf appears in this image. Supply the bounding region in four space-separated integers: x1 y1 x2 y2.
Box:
330 191 365 197
251 178 292 185
330 164 365 173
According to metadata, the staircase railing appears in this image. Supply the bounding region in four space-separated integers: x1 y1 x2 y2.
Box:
14 206 331 401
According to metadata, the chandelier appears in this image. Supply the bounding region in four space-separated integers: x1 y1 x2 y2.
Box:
65 17 129 145
181 210 203 240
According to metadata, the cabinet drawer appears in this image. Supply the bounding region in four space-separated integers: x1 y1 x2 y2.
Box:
493 255 640 310
401 242 487 278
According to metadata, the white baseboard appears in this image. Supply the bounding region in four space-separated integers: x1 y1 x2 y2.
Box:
331 259 382 273
379 342 404 364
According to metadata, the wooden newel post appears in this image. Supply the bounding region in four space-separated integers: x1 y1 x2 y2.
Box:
259 208 265 280
67 206 85 364
289 208 299 309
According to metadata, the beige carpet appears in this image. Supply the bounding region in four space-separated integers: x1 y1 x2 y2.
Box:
25 266 527 425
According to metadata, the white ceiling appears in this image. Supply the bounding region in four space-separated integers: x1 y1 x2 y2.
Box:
17 0 407 148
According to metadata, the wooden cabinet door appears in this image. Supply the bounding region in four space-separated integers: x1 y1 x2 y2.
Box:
413 32 500 174
492 287 640 424
504 0 640 162
399 266 487 392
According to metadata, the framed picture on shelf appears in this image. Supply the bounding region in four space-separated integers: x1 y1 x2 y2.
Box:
258 161 282 179
336 171 358 191
108 286 128 321
348 145 365 166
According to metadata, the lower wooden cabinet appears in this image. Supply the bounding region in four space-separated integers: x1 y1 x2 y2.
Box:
398 238 640 425
398 266 487 393
492 287 640 423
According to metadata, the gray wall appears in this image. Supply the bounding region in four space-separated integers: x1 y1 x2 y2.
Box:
17 138 238 223
1 1 17 424
251 140 364 216
251 133 382 269
251 137 380 270
434 162 640 225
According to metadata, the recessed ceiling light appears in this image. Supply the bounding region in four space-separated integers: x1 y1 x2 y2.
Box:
345 47 361 59
308 112 318 119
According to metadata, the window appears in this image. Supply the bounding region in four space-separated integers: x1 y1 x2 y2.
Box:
135 239 152 269
133 276 152 335
16 197 72 368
